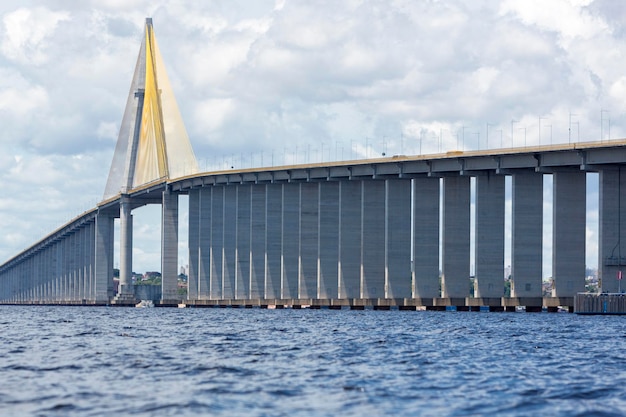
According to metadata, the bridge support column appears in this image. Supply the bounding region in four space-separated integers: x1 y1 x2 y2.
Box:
599 168 626 292
265 184 282 299
198 187 211 299
413 177 440 299
223 186 237 299
319 182 339 299
511 172 543 301
386 179 411 298
161 188 179 303
188 188 200 301
552 171 586 297
236 185 252 299
339 181 361 298
210 187 224 299
116 196 135 302
441 176 471 299
362 180 385 298
475 173 505 298
249 184 265 299
299 183 319 299
282 183 299 299
95 212 114 303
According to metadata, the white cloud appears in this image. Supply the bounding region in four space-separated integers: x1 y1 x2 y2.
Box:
1 7 70 65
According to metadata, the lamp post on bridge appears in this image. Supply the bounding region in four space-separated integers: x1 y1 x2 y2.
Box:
569 112 577 144
601 109 609 142
486 123 494 150
511 120 518 148
539 117 547 145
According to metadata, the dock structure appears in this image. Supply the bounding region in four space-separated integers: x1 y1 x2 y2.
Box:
574 293 626 315
1 19 626 313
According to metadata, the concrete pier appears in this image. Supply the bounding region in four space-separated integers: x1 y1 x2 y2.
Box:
339 181 362 299
282 183 299 299
385 179 412 298
441 176 471 299
599 167 626 293
223 186 237 299
318 182 339 299
161 188 179 302
413 177 440 299
361 180 385 298
210 186 224 299
511 172 543 301
266 184 282 299
299 183 318 299
552 171 586 296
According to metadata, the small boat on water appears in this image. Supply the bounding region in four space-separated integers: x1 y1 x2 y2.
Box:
135 300 154 308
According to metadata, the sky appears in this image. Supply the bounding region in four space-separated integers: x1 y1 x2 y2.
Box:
0 0 625 275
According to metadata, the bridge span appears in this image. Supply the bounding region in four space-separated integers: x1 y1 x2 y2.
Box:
1 19 625 311
2 139 626 311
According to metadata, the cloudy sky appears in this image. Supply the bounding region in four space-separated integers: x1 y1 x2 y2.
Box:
0 0 624 275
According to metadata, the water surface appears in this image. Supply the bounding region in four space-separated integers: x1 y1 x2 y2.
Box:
1 306 625 416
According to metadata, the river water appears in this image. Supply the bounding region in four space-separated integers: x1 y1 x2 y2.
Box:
0 306 625 416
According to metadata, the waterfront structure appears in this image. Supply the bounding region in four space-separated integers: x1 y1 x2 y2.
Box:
1 19 625 311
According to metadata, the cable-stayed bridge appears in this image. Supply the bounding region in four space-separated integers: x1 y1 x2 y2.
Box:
2 19 626 311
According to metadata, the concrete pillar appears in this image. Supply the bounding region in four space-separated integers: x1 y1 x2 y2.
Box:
442 176 471 299
318 182 339 299
63 236 70 301
386 179 412 299
599 168 626 292
282 183 299 299
339 181 361 299
162 188 179 302
87 221 95 301
94 212 114 303
118 196 134 296
362 180 385 298
475 173 505 298
250 184 266 299
299 183 318 299
413 177 441 298
33 253 41 302
188 188 200 301
55 243 62 301
222 186 237 299
198 187 211 299
552 171 586 296
80 227 87 301
265 184 282 299
210 186 224 299
236 184 251 299
511 172 543 297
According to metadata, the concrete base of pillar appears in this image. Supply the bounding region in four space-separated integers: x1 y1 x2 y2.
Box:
434 297 466 307
502 297 543 307
467 297 502 307
157 299 181 307
543 296 574 309
111 293 136 306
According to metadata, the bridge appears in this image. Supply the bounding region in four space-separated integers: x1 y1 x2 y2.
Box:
1 19 625 311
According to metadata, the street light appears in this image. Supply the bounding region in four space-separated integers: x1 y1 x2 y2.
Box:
539 116 547 145
569 112 577 144
511 120 518 147
601 109 609 142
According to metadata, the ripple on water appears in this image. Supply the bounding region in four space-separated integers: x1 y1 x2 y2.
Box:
0 307 626 416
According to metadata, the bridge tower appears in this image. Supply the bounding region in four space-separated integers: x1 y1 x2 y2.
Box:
103 18 198 304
